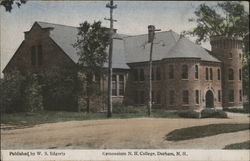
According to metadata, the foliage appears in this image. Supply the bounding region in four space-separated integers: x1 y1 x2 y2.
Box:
184 2 249 44
0 0 26 12
201 108 228 118
224 140 250 149
73 21 110 112
41 68 79 111
223 107 249 114
165 123 249 141
184 2 249 102
112 104 144 114
177 110 200 118
0 72 26 113
23 74 43 112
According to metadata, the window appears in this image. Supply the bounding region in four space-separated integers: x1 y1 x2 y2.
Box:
195 90 199 104
152 91 155 104
31 46 36 66
239 53 242 59
119 75 124 96
113 75 125 96
239 90 242 102
218 90 221 102
38 45 43 66
217 69 221 80
239 69 242 80
182 90 189 104
133 69 138 81
229 52 233 59
195 65 199 79
205 68 209 80
182 65 188 79
30 45 43 66
134 91 139 104
162 67 166 80
140 91 145 104
210 68 213 80
152 67 155 81
169 90 175 105
112 75 117 96
156 91 161 104
156 67 161 80
169 65 174 79
229 90 234 102
139 69 145 81
228 68 234 80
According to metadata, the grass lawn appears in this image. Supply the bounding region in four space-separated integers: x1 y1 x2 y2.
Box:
1 110 178 127
224 140 250 149
166 123 250 141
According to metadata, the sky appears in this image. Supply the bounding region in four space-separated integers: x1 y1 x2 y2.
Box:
0 1 249 75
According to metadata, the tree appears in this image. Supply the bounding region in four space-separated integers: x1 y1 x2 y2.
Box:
0 0 27 12
183 1 249 44
184 1 249 103
73 21 110 113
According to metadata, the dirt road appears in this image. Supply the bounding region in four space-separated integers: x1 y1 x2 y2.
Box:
1 114 249 149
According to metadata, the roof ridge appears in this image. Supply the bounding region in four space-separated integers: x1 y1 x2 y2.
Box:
169 30 179 42
36 21 77 28
125 30 176 38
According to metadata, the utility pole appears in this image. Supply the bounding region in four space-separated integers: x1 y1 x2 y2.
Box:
147 25 161 117
105 0 117 118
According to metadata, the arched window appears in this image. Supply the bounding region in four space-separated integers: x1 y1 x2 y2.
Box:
239 69 242 80
169 65 174 79
182 65 188 79
228 68 234 80
205 68 209 80
218 90 221 102
195 65 199 79
195 90 199 104
182 90 189 104
229 90 234 102
239 90 242 102
217 69 221 80
210 68 213 80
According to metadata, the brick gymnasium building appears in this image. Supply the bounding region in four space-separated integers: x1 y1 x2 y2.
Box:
3 22 244 110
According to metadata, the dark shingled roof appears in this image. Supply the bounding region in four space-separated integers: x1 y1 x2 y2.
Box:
37 21 220 69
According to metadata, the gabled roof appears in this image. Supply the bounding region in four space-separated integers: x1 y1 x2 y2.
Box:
37 22 221 69
37 21 130 69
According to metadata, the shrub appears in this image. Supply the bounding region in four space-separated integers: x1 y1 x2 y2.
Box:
0 72 26 113
112 104 143 114
23 74 43 112
41 69 79 111
223 107 249 113
178 110 200 118
201 108 228 118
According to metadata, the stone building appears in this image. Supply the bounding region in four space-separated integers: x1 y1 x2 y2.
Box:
3 22 244 110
